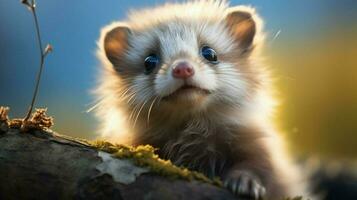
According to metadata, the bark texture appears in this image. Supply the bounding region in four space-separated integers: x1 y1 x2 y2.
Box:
0 128 236 200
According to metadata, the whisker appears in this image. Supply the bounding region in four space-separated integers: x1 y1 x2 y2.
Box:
119 85 135 98
147 96 158 125
129 103 139 121
270 29 282 44
126 92 138 104
86 99 103 113
133 98 150 128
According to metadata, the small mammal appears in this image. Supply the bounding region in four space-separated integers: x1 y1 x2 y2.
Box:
95 1 309 199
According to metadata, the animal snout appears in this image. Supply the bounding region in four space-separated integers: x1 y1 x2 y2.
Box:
172 61 194 79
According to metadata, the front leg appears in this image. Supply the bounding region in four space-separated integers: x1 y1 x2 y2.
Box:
223 169 266 200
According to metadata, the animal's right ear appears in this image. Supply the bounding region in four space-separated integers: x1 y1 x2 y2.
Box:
103 26 131 65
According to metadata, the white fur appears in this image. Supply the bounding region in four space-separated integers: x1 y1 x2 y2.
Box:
94 1 312 198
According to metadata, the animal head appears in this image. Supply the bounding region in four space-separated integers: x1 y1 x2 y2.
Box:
97 1 266 122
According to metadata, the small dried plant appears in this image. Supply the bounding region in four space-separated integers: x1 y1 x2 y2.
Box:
0 107 10 123
21 0 53 121
20 108 54 131
0 107 10 133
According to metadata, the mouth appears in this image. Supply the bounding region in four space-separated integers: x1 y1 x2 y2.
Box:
163 84 211 100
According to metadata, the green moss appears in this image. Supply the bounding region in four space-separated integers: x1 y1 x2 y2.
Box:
89 140 223 186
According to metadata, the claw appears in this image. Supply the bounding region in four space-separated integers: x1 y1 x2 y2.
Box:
231 179 238 195
223 170 266 200
238 175 249 194
259 186 266 199
252 186 259 200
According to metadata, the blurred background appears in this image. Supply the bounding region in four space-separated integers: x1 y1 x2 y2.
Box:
0 0 356 161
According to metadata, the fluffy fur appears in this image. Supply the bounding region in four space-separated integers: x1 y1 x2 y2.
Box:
94 1 311 199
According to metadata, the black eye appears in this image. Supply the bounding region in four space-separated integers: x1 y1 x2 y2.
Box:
201 46 218 64
144 54 159 74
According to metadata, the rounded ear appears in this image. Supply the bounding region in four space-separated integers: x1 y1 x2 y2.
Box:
225 6 261 51
103 25 132 65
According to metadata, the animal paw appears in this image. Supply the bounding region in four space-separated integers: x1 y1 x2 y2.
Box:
223 170 266 200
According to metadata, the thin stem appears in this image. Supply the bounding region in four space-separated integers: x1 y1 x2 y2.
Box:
24 1 46 121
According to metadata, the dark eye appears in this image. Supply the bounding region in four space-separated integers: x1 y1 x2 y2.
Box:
201 46 218 64
144 54 159 74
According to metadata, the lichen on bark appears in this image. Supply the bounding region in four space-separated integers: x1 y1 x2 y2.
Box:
89 140 222 186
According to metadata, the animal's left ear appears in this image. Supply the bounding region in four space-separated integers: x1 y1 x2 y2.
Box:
225 6 261 51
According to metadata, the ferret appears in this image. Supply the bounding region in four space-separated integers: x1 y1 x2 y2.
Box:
94 1 310 199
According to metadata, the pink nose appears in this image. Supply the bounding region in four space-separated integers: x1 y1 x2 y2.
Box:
172 62 194 79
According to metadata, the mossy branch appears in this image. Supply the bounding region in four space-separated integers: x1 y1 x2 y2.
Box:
0 106 237 200
1 106 312 200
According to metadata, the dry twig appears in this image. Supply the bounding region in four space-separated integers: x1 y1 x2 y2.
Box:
21 0 53 121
